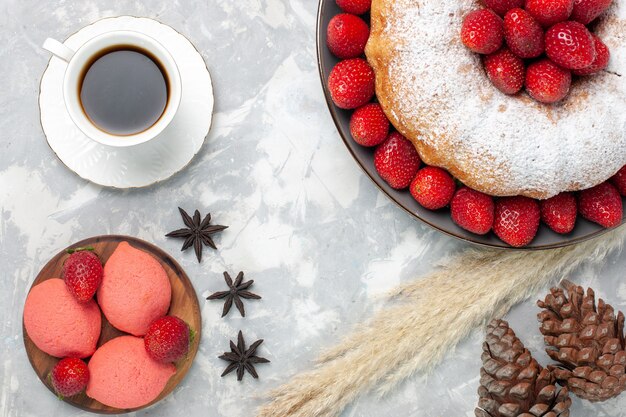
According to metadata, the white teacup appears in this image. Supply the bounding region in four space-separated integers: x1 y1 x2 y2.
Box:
43 30 182 147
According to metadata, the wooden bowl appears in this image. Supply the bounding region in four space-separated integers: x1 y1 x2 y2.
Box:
23 235 201 414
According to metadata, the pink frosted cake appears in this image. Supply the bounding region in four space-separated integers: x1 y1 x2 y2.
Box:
86 335 176 409
98 241 171 336
23 278 101 358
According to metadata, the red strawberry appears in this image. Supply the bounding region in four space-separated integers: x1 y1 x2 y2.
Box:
328 58 375 109
610 165 626 196
450 187 495 235
461 9 504 54
494 196 540 247
483 48 525 95
336 0 371 15
571 0 613 25
572 35 610 76
410 166 456 210
62 249 103 303
504 8 545 58
350 103 390 147
545 21 596 70
373 132 421 189
525 0 574 27
578 182 623 227
525 59 572 103
327 13 370 59
484 48 525 94
144 316 192 363
485 0 525 16
540 192 577 234
50 358 89 398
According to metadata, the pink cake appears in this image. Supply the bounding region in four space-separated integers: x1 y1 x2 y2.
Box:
23 278 101 358
98 241 171 336
86 335 176 409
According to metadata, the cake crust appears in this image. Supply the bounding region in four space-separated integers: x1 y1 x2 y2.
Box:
366 0 626 199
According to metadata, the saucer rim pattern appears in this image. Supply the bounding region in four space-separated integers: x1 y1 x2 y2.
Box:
39 15 214 189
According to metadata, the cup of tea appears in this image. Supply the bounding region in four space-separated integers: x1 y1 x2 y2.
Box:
43 30 182 147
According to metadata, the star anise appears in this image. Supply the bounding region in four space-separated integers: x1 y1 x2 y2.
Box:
219 331 269 381
166 207 228 262
207 271 261 317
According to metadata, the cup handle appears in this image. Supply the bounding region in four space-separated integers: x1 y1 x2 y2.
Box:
43 38 75 62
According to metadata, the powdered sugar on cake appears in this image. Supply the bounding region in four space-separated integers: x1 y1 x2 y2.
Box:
366 0 626 198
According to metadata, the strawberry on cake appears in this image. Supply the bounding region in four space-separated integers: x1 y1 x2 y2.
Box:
98 242 171 336
23 278 101 358
364 0 626 199
326 0 624 247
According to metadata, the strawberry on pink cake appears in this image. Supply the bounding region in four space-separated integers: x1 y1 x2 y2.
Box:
23 278 101 358
86 335 175 409
98 241 171 336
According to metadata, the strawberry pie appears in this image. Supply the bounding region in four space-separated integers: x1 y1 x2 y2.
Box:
365 0 625 199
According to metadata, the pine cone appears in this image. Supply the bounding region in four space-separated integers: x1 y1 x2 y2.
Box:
476 319 571 417
537 283 626 402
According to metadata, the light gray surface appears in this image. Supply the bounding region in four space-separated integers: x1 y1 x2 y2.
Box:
0 1 625 416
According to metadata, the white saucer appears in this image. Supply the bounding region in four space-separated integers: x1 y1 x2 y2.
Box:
39 16 213 188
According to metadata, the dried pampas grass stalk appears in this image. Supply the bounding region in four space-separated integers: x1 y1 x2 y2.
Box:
258 227 626 417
